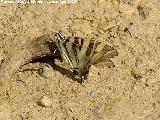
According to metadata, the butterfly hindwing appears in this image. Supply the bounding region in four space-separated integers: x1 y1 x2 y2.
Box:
90 43 118 67
91 55 115 68
101 44 118 58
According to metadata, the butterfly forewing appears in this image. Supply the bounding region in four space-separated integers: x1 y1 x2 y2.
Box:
79 38 92 57
65 37 78 68
85 40 95 57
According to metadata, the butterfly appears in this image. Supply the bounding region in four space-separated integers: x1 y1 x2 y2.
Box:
53 32 118 83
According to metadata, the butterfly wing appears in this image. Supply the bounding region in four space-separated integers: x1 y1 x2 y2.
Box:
90 43 118 68
91 55 115 68
65 37 78 68
100 44 118 58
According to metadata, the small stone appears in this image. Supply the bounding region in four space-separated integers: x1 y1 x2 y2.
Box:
131 71 142 80
37 96 52 107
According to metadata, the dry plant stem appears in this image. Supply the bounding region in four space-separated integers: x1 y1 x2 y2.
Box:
0 34 57 81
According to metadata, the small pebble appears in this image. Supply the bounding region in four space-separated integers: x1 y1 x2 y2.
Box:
37 96 52 107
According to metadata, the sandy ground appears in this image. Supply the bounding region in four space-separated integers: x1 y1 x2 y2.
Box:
0 0 160 120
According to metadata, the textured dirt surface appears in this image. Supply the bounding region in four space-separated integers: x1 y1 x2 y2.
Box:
0 0 160 120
